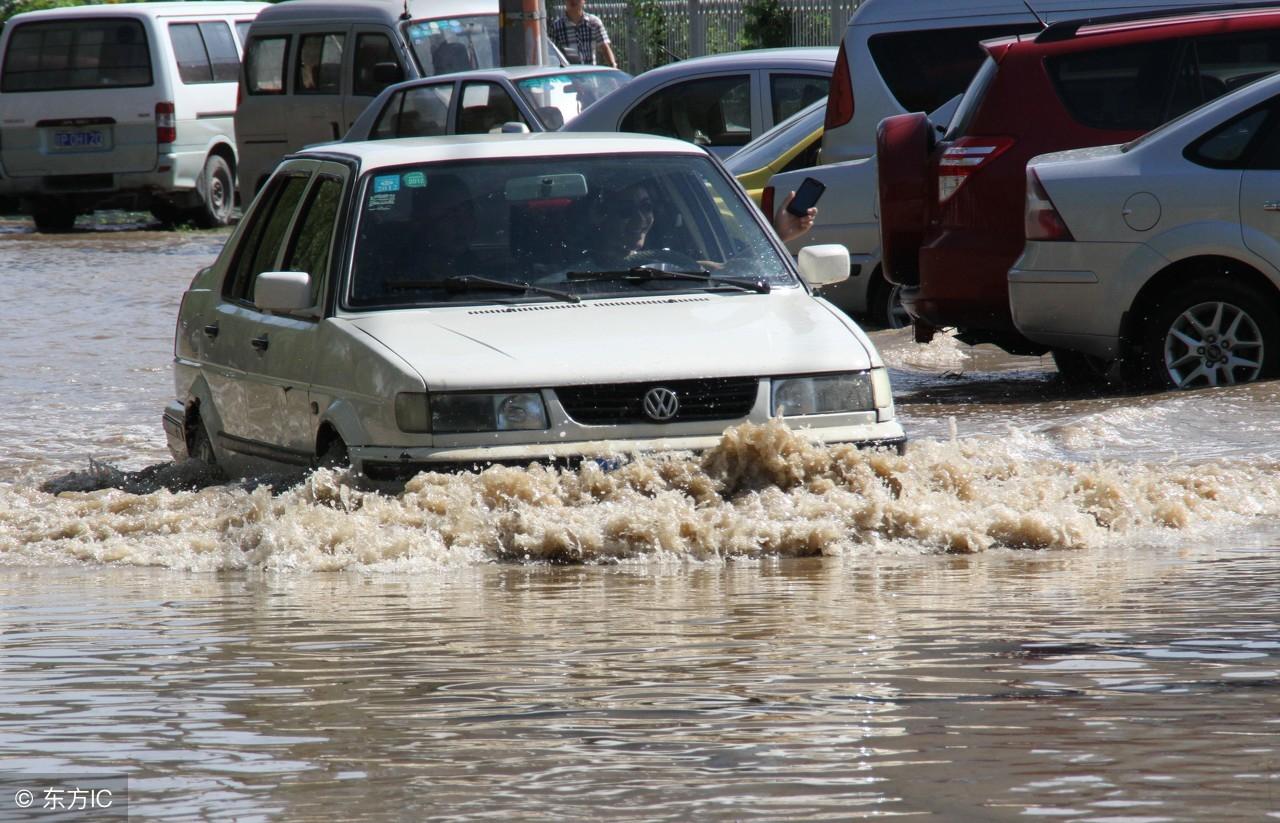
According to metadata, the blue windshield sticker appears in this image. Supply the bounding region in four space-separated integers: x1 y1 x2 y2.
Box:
373 175 401 194
403 171 427 188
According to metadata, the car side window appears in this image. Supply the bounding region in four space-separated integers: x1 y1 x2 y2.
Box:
282 175 345 306
295 32 344 95
770 73 827 125
621 74 753 149
779 137 822 175
372 83 453 138
246 35 288 95
457 81 526 134
170 22 240 85
1048 40 1183 131
1187 106 1274 170
353 32 402 97
224 173 312 303
868 24 1037 115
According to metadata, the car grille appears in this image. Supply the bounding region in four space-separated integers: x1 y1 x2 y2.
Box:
555 377 759 425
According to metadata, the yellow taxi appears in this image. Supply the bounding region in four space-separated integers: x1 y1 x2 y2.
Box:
724 97 825 206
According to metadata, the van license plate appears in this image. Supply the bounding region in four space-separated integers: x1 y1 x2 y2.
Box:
52 130 106 150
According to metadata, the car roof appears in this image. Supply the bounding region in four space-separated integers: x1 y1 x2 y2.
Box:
395 64 627 85
849 0 1277 27
8 0 266 21
299 132 710 168
253 0 491 27
632 47 836 77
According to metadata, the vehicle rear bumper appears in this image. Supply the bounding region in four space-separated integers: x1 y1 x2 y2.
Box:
914 228 1021 332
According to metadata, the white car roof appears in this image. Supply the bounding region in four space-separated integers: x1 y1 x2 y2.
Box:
848 0 1277 27
253 0 493 27
632 47 836 77
8 0 266 21
300 132 710 169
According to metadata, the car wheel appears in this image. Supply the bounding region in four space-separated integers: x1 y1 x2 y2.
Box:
882 282 911 330
1051 348 1113 386
1137 276 1279 389
190 154 234 229
318 435 349 470
31 202 76 233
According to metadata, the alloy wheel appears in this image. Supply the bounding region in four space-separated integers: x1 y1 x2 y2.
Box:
1163 300 1263 387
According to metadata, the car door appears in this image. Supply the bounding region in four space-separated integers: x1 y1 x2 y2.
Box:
619 72 755 158
765 71 828 130
343 28 406 133
206 160 347 462
455 80 528 134
365 81 454 139
1234 103 1280 268
287 28 347 146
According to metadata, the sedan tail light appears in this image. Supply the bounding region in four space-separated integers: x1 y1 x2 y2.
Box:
1024 167 1073 242
156 102 176 145
937 136 1014 203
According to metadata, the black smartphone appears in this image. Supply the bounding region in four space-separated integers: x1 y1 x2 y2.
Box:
785 177 826 216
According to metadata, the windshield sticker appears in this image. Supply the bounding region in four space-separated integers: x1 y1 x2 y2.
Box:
367 192 397 211
373 175 401 194
403 171 427 188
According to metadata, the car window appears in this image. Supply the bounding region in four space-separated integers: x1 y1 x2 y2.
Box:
353 32 402 98
371 83 453 139
1048 40 1184 131
514 70 630 130
282 175 345 306
868 24 1035 115
1185 105 1273 169
770 73 828 125
246 35 288 95
225 173 312 303
235 21 251 47
457 82 526 134
295 32 344 95
402 15 499 77
2 18 152 92
724 97 824 174
169 21 239 85
621 74 753 149
346 154 793 309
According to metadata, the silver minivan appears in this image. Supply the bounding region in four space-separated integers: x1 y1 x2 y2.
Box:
0 1 266 232
234 0 565 204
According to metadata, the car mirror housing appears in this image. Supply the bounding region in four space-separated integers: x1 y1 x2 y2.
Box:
796 244 850 287
255 271 313 313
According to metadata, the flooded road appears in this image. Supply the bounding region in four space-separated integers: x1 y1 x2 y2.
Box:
1 219 1278 820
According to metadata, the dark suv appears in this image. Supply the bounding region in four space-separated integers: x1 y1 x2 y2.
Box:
877 4 1280 362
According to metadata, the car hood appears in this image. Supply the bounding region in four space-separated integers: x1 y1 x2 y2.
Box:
345 289 875 390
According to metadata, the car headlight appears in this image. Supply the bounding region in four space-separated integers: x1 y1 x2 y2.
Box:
771 372 875 416
408 391 549 434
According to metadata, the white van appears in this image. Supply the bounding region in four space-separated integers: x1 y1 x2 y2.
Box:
768 0 1263 322
0 2 266 232
234 0 565 205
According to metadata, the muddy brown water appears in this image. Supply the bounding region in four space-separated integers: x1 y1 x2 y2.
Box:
1 217 1278 820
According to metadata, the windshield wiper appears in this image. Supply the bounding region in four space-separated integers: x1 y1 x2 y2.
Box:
386 275 580 304
567 266 770 294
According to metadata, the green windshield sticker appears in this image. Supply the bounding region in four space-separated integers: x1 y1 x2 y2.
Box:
403 171 427 188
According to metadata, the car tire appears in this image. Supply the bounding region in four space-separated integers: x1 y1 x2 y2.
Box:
31 202 76 233
877 279 912 330
1135 275 1280 390
190 154 234 229
1051 348 1113 386
318 435 349 470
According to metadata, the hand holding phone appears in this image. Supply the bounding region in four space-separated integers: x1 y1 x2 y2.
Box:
785 177 826 216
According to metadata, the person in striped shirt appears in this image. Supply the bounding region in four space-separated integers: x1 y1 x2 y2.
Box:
550 0 617 68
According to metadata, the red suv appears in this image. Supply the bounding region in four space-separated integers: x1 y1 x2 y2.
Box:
877 5 1280 357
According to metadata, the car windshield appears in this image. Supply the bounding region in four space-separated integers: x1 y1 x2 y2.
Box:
724 96 825 173
514 70 630 129
346 154 796 308
402 15 501 76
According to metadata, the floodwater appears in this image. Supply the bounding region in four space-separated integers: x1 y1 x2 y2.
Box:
1 218 1278 821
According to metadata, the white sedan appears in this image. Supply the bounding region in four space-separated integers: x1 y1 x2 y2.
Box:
1011 71 1280 389
163 133 905 481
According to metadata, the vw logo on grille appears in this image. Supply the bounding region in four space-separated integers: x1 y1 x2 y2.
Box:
642 387 680 421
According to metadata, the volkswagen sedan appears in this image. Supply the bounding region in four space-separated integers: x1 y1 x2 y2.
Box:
163 133 905 481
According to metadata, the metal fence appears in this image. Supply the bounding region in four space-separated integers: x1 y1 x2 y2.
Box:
550 0 862 74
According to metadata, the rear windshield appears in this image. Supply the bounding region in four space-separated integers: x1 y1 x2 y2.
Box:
868 24 1036 114
2 18 152 92
402 15 501 77
514 69 630 129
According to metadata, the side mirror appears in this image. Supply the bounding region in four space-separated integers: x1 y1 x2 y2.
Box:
497 121 530 134
796 244 850 287
255 271 313 313
372 61 404 85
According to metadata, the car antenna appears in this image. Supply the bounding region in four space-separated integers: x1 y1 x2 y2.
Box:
400 0 411 21
1022 0 1047 28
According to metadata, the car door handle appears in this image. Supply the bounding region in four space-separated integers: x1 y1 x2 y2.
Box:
251 335 269 351
203 323 219 339
1264 201 1280 211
